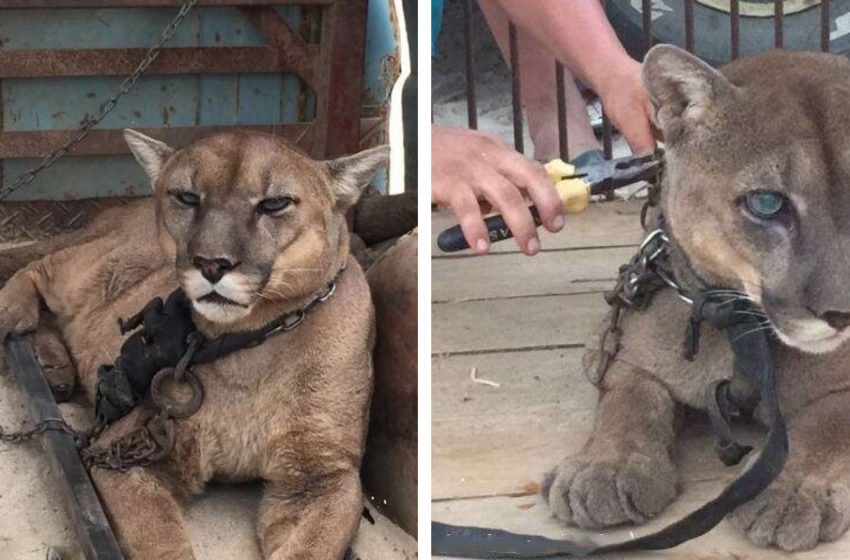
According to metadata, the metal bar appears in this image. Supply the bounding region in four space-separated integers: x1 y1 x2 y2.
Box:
774 0 783 48
730 0 740 59
508 22 524 153
314 0 368 157
602 112 612 160
238 6 320 87
0 0 330 7
684 0 695 53
822 0 832 52
641 0 652 54
555 62 567 162
5 337 125 560
0 46 317 80
462 0 478 130
0 124 313 159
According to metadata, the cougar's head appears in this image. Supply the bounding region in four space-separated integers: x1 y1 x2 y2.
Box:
125 129 388 326
644 45 850 354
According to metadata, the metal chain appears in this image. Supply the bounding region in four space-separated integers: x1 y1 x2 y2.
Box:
0 0 199 201
595 161 675 381
1 418 101 449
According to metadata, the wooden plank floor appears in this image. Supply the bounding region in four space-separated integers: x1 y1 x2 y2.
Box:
431 201 850 559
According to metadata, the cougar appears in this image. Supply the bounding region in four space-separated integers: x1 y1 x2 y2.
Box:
0 130 388 559
542 45 850 552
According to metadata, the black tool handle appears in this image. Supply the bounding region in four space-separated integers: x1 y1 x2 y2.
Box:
436 206 542 252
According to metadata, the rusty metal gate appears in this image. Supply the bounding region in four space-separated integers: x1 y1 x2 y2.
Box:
0 0 369 242
458 0 839 164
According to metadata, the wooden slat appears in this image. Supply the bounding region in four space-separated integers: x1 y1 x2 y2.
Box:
432 293 606 356
0 46 318 80
431 200 645 257
0 124 313 158
432 348 596 500
0 0 332 7
5 337 124 560
432 246 633 303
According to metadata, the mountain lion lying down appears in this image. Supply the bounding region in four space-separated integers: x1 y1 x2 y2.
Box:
542 45 850 552
0 130 387 559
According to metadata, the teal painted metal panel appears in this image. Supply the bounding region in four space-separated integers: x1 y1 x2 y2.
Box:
1 3 392 201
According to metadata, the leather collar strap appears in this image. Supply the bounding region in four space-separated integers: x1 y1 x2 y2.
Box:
191 267 343 365
432 306 789 558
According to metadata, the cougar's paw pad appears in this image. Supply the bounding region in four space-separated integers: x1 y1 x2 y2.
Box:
732 479 850 551
543 452 677 529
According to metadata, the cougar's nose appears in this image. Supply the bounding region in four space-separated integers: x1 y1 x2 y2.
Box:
820 310 850 331
192 256 235 284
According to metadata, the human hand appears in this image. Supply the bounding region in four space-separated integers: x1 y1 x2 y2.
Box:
594 57 658 155
431 126 564 255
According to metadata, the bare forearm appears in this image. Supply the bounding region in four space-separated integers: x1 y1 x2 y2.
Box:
482 0 631 94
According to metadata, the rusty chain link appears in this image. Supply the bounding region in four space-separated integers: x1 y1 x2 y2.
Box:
1 406 174 471
595 172 674 381
0 0 199 201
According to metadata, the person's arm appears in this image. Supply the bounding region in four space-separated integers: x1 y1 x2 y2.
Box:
431 126 564 255
481 0 655 154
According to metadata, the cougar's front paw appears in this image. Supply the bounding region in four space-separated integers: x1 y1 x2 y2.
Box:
0 286 39 336
542 451 677 529
731 477 850 551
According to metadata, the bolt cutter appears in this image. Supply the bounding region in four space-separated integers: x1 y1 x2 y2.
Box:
436 153 662 253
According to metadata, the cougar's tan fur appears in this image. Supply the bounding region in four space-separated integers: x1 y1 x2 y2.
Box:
543 46 850 552
0 130 388 559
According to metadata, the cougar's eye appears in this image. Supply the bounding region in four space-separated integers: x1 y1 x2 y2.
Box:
257 197 293 215
169 190 200 207
744 191 786 219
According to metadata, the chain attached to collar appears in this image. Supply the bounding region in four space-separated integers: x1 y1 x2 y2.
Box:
1 269 345 472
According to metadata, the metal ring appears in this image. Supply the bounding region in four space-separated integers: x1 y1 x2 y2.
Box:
150 367 204 419
281 309 305 331
317 280 337 302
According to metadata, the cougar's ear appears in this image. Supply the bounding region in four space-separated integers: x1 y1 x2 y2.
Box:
323 145 390 210
643 44 737 143
124 129 175 184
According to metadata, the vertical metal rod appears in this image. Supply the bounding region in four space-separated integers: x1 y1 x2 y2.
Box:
684 0 695 53
602 115 613 161
508 22 524 153
730 0 740 59
641 0 652 53
774 0 783 48
601 0 612 179
822 0 831 52
555 62 568 162
461 0 478 130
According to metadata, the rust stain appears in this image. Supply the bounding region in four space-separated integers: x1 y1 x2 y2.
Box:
519 481 540 495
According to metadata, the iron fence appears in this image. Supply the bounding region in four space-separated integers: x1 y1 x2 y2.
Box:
459 0 836 163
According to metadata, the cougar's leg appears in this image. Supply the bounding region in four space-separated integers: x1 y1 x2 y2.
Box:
91 466 196 560
30 325 76 402
542 362 679 529
731 390 850 551
259 469 362 560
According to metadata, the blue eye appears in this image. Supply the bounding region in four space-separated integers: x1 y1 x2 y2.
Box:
169 190 200 207
257 197 293 214
745 191 786 219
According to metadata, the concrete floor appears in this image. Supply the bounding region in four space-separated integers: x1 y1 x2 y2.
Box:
430 200 850 559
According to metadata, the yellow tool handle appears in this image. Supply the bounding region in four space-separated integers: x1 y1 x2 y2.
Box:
545 159 591 214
